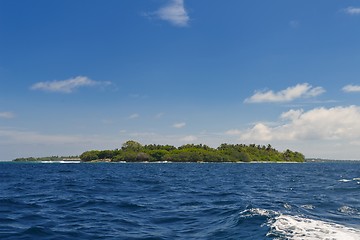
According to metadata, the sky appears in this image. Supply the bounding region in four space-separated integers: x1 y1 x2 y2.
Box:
1 0 360 160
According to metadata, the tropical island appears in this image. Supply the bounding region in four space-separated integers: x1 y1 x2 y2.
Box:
12 141 304 163
78 140 305 163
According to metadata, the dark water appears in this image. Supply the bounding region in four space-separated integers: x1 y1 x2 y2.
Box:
0 162 359 239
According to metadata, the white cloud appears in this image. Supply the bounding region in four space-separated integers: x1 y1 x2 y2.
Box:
155 112 165 119
344 7 360 15
128 132 157 138
154 0 189 27
225 129 242 136
241 123 273 141
0 112 15 119
180 135 197 142
240 106 360 141
280 109 303 121
173 122 186 128
31 76 110 93
342 84 360 93
129 93 148 99
289 20 300 28
129 113 140 119
245 83 325 103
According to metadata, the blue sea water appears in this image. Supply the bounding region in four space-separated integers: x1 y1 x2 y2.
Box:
0 162 359 240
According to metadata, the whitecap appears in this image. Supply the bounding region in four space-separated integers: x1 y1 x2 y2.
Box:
239 208 276 218
301 204 315 210
338 179 352 182
353 177 360 181
338 206 358 215
283 203 292 210
268 214 360 240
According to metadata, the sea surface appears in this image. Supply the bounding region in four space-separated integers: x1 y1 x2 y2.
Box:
0 162 359 239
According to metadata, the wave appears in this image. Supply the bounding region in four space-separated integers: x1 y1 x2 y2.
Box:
338 179 352 182
338 205 359 215
239 208 360 240
338 177 360 183
269 214 360 240
300 204 315 210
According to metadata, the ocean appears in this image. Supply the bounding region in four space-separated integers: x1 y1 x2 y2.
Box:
0 162 359 239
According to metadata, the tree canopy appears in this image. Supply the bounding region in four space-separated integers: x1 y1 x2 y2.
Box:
79 140 305 163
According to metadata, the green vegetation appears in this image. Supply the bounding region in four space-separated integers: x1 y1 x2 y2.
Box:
13 156 79 162
79 140 305 163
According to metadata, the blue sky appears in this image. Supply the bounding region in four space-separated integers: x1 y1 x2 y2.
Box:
1 0 360 160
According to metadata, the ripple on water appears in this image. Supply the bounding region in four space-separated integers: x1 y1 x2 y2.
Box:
338 206 359 215
1 162 360 239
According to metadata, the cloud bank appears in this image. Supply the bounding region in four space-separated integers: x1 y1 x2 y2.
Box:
154 0 189 27
239 106 360 141
31 76 110 93
245 83 325 103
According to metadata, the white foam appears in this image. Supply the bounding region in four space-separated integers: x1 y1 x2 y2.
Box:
283 203 292 210
338 206 358 215
353 177 360 181
268 214 360 240
239 208 275 218
301 204 315 210
338 179 352 182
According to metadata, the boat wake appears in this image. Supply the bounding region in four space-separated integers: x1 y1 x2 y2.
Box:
268 214 360 240
240 208 360 240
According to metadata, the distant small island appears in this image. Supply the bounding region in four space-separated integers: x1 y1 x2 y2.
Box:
13 156 80 162
78 140 305 163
